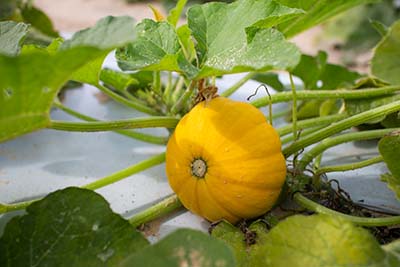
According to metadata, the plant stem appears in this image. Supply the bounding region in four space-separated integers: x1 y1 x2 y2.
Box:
153 71 161 95
53 101 168 145
170 80 196 115
129 194 183 228
277 113 347 136
283 100 400 157
48 117 179 132
281 125 326 145
315 155 383 175
298 128 399 170
289 73 298 142
294 193 400 227
221 73 255 97
0 153 166 214
251 86 400 108
83 153 166 190
96 83 159 115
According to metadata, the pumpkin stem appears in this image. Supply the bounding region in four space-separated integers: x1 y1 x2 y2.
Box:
191 158 207 178
194 79 219 105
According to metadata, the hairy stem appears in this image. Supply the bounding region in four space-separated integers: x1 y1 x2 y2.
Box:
170 80 196 115
0 153 166 214
289 73 298 142
294 193 400 227
53 101 168 145
96 83 158 115
221 73 255 97
316 155 383 175
298 128 399 170
251 86 400 107
277 113 347 136
83 153 166 190
283 100 400 157
129 194 183 228
48 117 179 132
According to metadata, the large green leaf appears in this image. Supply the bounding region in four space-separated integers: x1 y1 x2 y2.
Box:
379 131 400 199
0 187 149 267
213 215 400 267
276 0 380 37
251 214 399 267
371 20 400 85
116 19 197 78
62 16 137 85
0 21 29 56
188 0 302 78
122 229 235 267
0 47 102 143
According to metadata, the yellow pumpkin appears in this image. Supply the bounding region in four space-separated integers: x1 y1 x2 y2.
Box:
166 97 286 223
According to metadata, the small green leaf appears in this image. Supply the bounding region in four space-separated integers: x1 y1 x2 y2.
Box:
116 19 197 78
379 131 400 179
188 0 302 78
0 187 149 267
370 19 389 37
276 0 380 37
346 94 400 124
0 21 29 56
177 24 195 60
20 4 59 38
249 214 399 267
61 16 137 85
167 0 187 27
251 73 284 91
122 229 236 267
0 47 102 142
372 20 400 85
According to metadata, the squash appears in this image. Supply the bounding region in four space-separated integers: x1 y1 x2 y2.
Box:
166 97 286 223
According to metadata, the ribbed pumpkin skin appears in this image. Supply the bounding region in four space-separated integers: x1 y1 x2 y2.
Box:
166 97 286 223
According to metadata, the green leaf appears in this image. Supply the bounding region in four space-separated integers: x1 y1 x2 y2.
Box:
379 131 400 179
211 221 247 267
188 0 302 78
0 21 29 56
61 16 137 85
292 51 327 89
213 215 400 267
122 229 236 267
250 214 399 267
251 73 284 91
177 24 195 60
0 47 102 143
276 0 380 37
116 19 197 78
370 19 389 37
384 240 400 261
372 20 400 85
381 173 400 200
292 51 361 89
346 94 400 124
20 4 59 38
0 187 149 267
167 0 187 27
